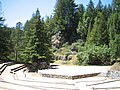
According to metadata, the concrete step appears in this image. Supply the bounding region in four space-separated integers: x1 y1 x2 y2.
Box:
1 64 25 78
1 77 78 90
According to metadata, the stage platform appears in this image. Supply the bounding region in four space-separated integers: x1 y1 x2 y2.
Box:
38 65 110 80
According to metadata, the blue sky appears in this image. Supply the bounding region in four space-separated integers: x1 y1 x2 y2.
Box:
1 0 112 27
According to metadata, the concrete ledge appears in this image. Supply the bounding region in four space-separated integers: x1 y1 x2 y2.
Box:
40 73 100 80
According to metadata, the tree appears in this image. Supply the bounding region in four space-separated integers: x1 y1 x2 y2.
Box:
0 17 11 60
96 0 103 12
103 5 109 20
112 0 120 13
23 9 52 65
86 12 108 45
77 4 85 22
44 16 55 37
108 13 120 60
107 4 112 17
53 0 78 43
85 0 96 45
86 0 96 19
77 12 89 42
10 22 23 61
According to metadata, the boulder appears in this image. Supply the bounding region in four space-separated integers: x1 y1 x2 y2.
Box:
38 62 50 70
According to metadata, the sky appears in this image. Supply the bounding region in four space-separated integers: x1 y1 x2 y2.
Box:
1 0 112 27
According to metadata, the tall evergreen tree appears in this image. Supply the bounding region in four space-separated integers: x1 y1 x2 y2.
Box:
86 12 108 45
0 17 11 60
107 4 112 17
96 0 103 12
77 4 85 22
85 0 96 45
77 12 89 42
76 4 86 41
108 13 120 60
53 0 78 43
23 9 52 65
103 5 109 20
112 0 120 13
44 16 55 37
86 0 96 18
10 22 23 61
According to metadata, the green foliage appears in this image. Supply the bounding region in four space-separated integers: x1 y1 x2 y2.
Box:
70 39 84 52
86 0 96 17
77 45 111 65
77 12 89 42
83 0 96 44
53 0 78 42
86 12 108 45
112 0 120 13
1 0 120 67
77 4 85 21
22 9 52 64
44 16 55 37
110 35 120 60
108 13 120 60
0 17 11 60
10 22 24 61
96 0 103 12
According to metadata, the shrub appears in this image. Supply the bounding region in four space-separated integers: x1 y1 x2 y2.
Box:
70 39 84 52
77 45 111 65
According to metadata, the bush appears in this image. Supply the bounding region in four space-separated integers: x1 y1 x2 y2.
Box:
77 45 111 65
70 39 84 52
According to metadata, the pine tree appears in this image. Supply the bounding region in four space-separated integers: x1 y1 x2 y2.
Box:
77 4 85 22
53 0 78 43
23 9 52 65
77 12 89 42
10 22 23 61
85 0 96 45
0 17 11 60
44 16 55 37
107 4 112 17
112 0 120 13
103 5 109 20
86 0 96 18
108 13 120 60
96 0 103 12
87 12 108 45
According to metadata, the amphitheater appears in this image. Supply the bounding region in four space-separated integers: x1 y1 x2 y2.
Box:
0 62 120 90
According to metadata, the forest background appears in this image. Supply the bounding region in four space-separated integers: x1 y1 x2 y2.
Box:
0 0 120 68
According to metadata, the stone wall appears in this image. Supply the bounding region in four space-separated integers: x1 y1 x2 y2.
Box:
106 70 120 79
40 73 100 80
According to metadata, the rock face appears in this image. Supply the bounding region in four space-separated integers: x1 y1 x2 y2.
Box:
51 31 65 48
